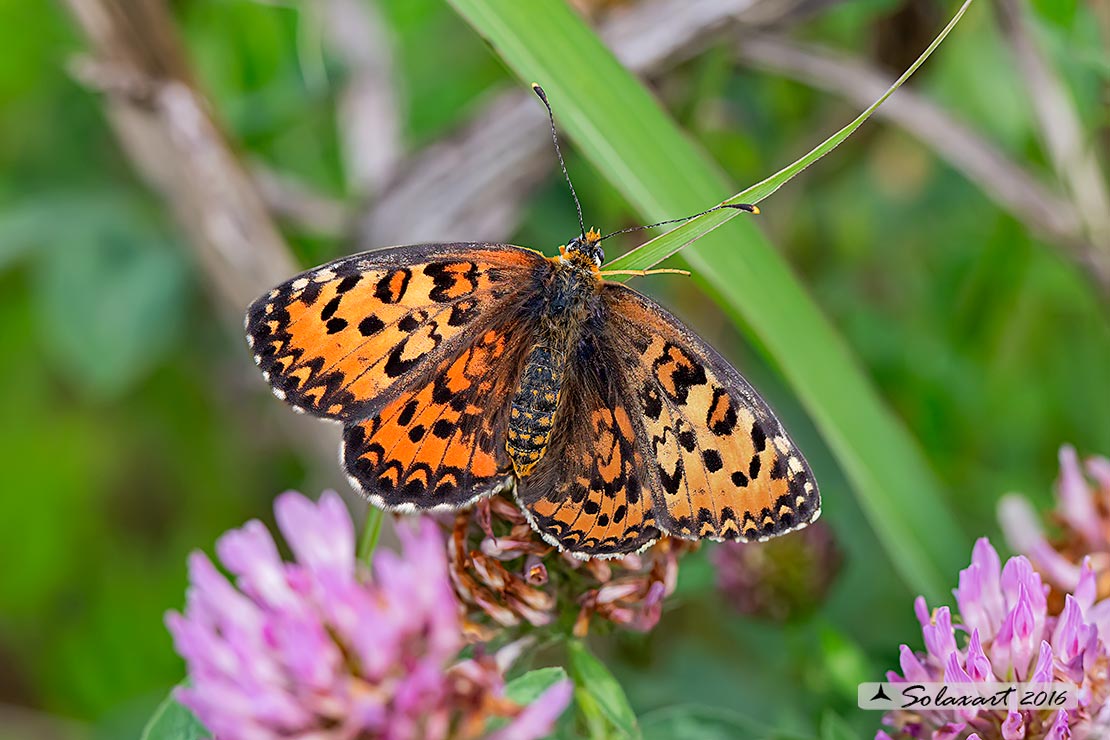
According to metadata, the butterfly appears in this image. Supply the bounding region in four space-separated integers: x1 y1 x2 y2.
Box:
245 84 819 559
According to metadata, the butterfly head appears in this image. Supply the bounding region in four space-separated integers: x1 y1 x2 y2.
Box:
530 83 760 272
564 227 604 268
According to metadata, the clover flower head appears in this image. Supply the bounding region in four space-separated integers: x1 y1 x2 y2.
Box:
166 490 571 740
879 538 1110 740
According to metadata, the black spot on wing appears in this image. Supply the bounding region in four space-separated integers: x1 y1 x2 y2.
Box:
751 421 767 452
707 387 737 435
641 383 663 420
336 274 361 293
320 296 341 321
384 344 421 378
397 400 419 426
771 453 789 480
359 315 384 336
448 298 481 327
374 269 411 303
654 342 707 404
678 430 696 452
425 261 479 302
659 458 684 495
702 449 723 472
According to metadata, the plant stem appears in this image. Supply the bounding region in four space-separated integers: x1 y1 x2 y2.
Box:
357 506 384 566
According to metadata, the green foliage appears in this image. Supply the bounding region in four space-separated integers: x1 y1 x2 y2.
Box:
819 711 860 740
357 506 385 564
1030 0 1077 28
506 667 571 706
45 213 186 397
141 690 208 740
568 640 641 739
640 705 808 740
1 194 189 399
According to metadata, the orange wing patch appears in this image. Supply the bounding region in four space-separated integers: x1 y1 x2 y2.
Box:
603 282 819 544
516 363 661 558
342 326 532 511
245 244 541 420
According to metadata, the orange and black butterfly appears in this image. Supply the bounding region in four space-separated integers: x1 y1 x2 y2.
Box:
246 85 819 558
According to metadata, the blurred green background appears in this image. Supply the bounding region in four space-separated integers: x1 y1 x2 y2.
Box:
1 0 1108 737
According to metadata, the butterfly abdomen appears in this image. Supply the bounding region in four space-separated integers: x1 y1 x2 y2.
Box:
506 345 566 477
506 259 602 477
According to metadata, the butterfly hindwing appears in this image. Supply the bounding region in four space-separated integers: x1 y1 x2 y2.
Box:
602 282 820 544
245 243 542 420
515 341 662 557
342 323 535 511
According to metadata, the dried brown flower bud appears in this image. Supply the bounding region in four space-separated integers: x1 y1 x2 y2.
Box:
447 494 695 638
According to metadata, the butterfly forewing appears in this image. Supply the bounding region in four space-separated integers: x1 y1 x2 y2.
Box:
245 244 542 420
248 243 551 511
603 282 820 544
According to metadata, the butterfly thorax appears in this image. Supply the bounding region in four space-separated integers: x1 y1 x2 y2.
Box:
506 245 603 477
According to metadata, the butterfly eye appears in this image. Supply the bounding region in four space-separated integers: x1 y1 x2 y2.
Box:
564 237 604 267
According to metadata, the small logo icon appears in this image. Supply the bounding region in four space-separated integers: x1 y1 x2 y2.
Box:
870 684 892 702
859 683 897 709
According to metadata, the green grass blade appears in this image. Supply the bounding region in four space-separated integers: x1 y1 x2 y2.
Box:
610 0 975 271
447 0 972 600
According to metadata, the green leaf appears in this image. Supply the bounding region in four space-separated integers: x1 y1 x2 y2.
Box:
640 705 808 740
0 193 134 273
486 667 572 736
140 688 209 740
506 666 571 705
32 210 188 399
567 640 640 739
0 200 53 272
447 0 973 601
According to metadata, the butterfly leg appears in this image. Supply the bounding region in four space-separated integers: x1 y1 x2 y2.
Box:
599 268 691 279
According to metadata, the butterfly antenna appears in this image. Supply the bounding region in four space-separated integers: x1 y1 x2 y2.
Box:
532 83 586 241
598 203 760 243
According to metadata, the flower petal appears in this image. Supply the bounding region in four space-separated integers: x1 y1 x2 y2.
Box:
1057 445 1101 548
998 494 1080 592
216 519 297 609
274 490 355 578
